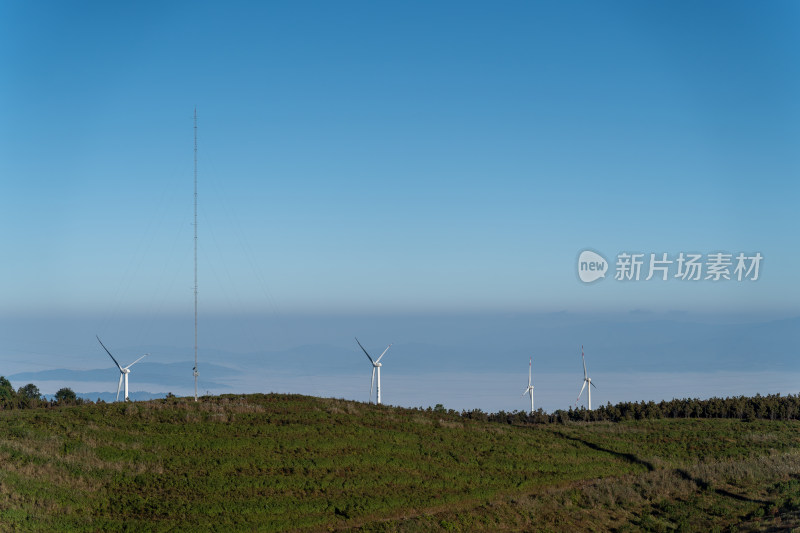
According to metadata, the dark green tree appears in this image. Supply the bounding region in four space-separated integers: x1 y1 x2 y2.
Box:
17 383 40 400
16 383 41 408
55 387 77 404
0 376 16 408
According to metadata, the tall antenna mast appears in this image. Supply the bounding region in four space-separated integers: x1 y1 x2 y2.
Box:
193 108 199 402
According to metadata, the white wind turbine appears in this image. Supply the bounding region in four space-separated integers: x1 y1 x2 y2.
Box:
97 335 149 402
575 345 597 410
522 357 535 414
355 337 392 405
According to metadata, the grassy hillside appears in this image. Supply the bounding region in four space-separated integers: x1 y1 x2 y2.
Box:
0 394 798 531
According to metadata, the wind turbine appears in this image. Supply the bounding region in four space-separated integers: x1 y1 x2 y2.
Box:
522 357 535 414
355 337 392 404
575 345 597 410
97 335 149 402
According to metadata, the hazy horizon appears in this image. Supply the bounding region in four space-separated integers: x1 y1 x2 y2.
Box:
3 311 798 412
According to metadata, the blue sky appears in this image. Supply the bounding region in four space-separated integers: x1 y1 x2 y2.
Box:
1 2 798 408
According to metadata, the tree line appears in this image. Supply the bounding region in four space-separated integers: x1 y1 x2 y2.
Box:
0 376 84 409
458 393 800 424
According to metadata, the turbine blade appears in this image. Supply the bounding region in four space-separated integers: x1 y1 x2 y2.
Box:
375 343 392 364
370 367 375 402
125 353 149 369
591 381 598 390
97 335 123 371
355 337 375 364
582 345 587 379
116 374 123 402
528 357 532 387
576 380 587 405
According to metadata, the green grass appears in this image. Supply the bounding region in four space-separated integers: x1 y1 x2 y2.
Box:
0 394 797 531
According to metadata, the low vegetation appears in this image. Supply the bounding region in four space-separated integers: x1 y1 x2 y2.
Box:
0 391 797 531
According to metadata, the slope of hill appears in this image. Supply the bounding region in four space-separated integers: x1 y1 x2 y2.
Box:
0 394 798 531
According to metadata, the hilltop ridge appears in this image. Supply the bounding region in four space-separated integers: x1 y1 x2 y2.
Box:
0 393 797 531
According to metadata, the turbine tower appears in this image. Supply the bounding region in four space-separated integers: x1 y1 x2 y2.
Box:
522 357 535 414
355 337 392 404
575 345 597 410
97 336 149 402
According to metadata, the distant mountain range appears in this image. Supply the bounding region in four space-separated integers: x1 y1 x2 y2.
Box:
43 391 170 403
10 362 235 391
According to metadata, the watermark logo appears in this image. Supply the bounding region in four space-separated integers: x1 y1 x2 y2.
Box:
578 250 608 283
577 250 763 283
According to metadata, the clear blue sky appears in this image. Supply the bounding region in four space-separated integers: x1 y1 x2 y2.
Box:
2 1 798 316
1 2 798 406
